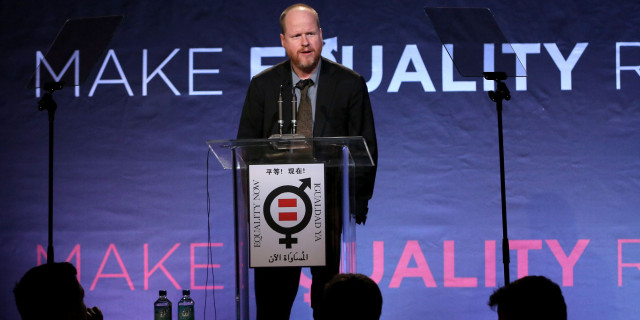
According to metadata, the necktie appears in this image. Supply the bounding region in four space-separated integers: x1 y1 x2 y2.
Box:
296 79 314 137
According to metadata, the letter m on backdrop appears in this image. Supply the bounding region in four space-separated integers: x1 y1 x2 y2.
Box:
34 50 80 97
37 244 81 281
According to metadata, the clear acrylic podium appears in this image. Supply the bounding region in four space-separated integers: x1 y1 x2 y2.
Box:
207 136 375 320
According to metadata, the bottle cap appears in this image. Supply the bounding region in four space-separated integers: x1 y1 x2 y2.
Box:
182 289 190 295
159 290 167 296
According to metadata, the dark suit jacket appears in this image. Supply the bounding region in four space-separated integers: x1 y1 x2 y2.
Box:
237 57 377 221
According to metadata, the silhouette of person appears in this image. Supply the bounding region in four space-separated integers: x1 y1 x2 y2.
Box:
323 273 383 320
488 275 567 320
14 262 103 320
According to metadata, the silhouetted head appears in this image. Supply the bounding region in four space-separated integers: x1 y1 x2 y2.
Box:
14 262 87 320
488 275 567 320
324 273 383 320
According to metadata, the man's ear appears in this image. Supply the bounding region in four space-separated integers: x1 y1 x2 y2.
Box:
280 33 285 47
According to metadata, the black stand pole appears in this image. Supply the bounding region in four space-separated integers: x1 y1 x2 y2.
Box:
483 72 511 284
38 81 64 265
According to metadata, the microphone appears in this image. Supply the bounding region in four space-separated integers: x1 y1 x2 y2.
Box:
291 83 297 134
269 80 292 139
278 84 284 135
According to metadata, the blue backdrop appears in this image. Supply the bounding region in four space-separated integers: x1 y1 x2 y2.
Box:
1 0 639 319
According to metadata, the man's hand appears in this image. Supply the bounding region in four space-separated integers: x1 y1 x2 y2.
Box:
87 306 103 320
354 199 369 225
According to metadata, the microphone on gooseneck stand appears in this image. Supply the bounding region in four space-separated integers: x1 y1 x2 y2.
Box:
291 85 297 135
270 81 292 140
278 84 284 135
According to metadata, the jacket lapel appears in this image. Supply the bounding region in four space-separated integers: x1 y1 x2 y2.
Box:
315 58 336 137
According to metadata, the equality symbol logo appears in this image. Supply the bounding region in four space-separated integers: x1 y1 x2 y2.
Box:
263 178 313 249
